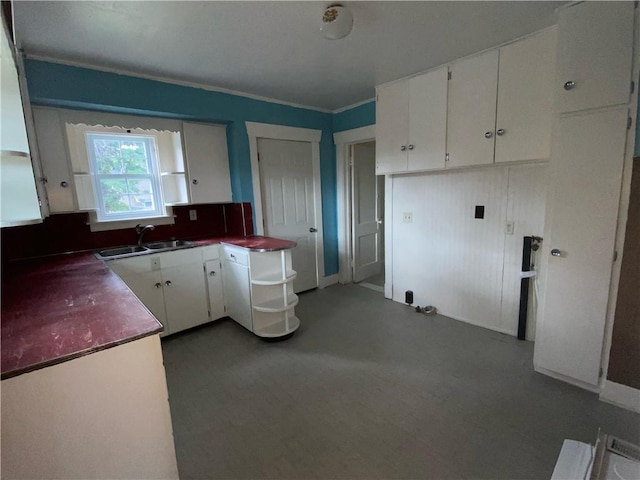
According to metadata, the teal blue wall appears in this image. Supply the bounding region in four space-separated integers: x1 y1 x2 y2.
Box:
24 60 341 275
333 100 375 133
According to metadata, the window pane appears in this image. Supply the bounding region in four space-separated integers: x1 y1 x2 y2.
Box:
129 194 155 211
99 178 130 213
120 140 151 174
127 178 152 195
93 139 123 174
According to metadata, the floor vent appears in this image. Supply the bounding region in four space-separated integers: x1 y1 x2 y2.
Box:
607 436 640 461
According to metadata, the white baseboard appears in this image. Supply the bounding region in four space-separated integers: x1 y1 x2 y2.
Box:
600 380 640 413
319 274 339 289
533 365 601 393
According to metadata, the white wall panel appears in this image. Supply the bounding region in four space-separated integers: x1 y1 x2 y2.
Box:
392 164 547 335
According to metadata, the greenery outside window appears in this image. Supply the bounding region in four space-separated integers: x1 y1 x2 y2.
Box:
86 133 165 222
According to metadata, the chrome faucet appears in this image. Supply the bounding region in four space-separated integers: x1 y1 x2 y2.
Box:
136 224 155 246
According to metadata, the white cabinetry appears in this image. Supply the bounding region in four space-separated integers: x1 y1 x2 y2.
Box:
0 22 42 226
446 50 499 168
556 2 634 114
376 66 448 174
182 121 232 204
447 28 556 168
202 245 226 321
110 248 211 336
222 245 300 338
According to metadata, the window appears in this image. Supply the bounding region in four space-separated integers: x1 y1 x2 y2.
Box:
86 133 164 221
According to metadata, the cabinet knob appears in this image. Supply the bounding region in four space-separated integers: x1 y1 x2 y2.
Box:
551 249 562 257
407 144 414 150
192 179 199 185
564 81 575 91
154 282 162 289
484 131 493 139
309 227 318 233
496 129 506 136
209 270 216 276
230 254 236 260
165 280 172 286
60 181 69 188
400 145 407 151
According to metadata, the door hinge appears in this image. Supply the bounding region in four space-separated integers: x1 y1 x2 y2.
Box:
207 310 211 319
224 305 227 313
203 265 207 272
627 117 633 130
599 367 604 378
613 250 618 262
447 71 452 80
631 80 635 95
257 152 261 162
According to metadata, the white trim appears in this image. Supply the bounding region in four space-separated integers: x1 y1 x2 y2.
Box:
332 97 375 114
87 211 175 232
333 125 376 284
319 274 339 289
600 381 640 413
384 175 393 300
25 54 332 114
533 365 601 394
245 121 325 285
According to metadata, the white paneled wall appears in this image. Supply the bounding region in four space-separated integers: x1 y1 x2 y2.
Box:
391 164 547 336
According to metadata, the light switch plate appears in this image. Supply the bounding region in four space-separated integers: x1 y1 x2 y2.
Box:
189 209 197 221
402 212 413 223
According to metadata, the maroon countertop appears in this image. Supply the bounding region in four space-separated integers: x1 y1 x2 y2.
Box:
1 235 295 380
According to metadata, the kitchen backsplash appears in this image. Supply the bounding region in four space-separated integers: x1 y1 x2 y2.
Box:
1 202 254 261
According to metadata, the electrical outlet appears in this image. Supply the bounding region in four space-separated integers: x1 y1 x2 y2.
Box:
402 212 413 223
189 209 197 221
505 220 514 235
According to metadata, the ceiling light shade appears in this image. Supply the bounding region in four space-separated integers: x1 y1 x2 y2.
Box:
320 4 353 40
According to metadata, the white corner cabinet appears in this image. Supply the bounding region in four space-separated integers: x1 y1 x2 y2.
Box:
222 245 300 338
30 107 232 213
109 245 224 336
376 27 556 174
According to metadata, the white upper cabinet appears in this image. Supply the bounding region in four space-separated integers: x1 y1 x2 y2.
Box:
446 49 499 168
376 66 448 174
495 28 557 164
556 1 634 114
182 122 232 204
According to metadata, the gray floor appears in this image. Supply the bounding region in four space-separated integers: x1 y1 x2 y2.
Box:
359 271 384 287
162 284 640 480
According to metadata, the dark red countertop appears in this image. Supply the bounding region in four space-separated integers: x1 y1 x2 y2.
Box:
1 235 295 380
1 252 163 380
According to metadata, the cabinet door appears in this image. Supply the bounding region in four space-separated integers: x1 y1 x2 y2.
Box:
222 260 253 332
536 108 628 387
556 1 634 114
375 80 408 174
407 67 448 172
119 271 168 335
495 28 556 164
205 259 225 321
446 50 499 168
32 108 75 213
162 262 209 334
182 122 232 204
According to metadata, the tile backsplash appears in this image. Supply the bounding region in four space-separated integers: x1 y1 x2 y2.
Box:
1 202 254 261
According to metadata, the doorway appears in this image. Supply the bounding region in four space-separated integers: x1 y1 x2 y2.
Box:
351 141 384 292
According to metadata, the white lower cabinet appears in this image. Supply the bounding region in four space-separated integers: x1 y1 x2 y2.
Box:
222 245 300 338
110 245 224 336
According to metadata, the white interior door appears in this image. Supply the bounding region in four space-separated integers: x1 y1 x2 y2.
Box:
258 138 318 293
352 142 383 283
536 108 628 387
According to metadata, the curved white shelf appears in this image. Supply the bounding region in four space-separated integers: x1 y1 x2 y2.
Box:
254 316 300 338
251 270 297 286
252 293 298 313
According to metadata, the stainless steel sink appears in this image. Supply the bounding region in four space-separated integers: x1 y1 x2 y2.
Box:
145 240 196 250
97 245 149 258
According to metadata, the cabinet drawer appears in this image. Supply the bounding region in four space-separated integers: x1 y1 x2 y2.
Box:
223 247 248 266
200 244 220 261
158 248 203 269
108 255 160 276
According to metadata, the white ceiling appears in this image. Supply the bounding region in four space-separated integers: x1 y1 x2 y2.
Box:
13 1 566 112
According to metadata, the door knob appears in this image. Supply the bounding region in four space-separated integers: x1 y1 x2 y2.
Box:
564 81 575 91
484 131 493 139
309 227 318 233
551 249 562 257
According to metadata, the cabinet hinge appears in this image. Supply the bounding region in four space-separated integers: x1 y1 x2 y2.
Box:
257 152 261 162
628 117 633 130
40 176 48 184
203 265 207 272
445 153 450 162
599 367 604 378
207 310 211 318
613 250 618 262
631 81 635 95
447 71 452 80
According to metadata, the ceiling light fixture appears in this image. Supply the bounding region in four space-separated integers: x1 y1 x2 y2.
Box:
320 4 353 40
